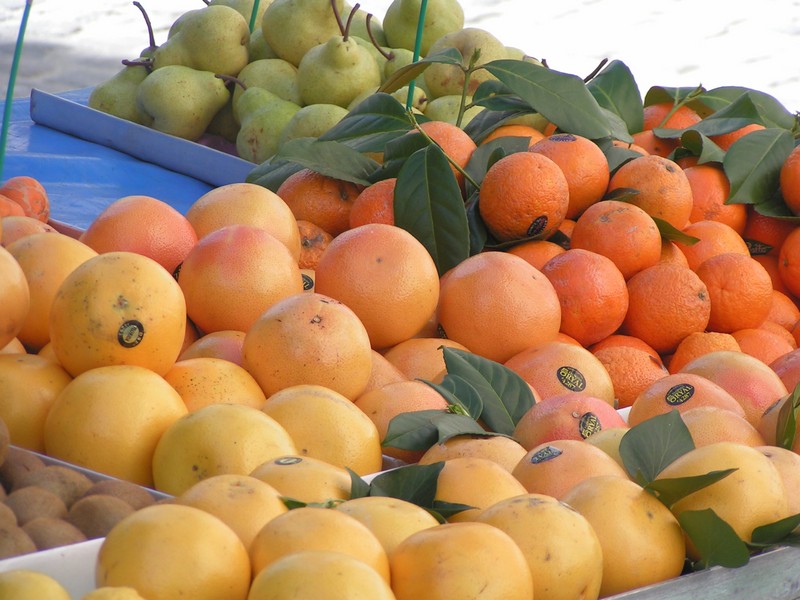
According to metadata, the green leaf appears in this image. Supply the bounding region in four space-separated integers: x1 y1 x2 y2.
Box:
379 47 464 94
367 462 444 506
271 138 379 186
441 346 536 435
646 469 737 509
619 410 695 485
471 80 534 113
680 92 763 137
320 92 416 153
680 509 751 569
429 411 493 443
699 87 797 129
464 136 530 188
750 512 800 547
654 216 701 245
776 384 800 450
394 144 471 276
462 107 533 142
464 190 488 255
586 59 644 134
246 157 304 192
347 467 371 499
430 499 477 520
383 409 445 451
482 59 613 140
725 128 795 205
424 373 484 418
643 86 708 115
677 130 726 164
280 497 309 510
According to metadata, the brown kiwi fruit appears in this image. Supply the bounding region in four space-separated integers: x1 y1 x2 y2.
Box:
0 522 36 558
0 447 45 492
67 494 135 539
4 486 68 525
14 464 93 507
22 516 87 550
81 479 157 510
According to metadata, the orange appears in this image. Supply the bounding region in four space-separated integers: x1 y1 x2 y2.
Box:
512 392 627 449
612 138 650 155
178 329 246 365
742 207 796 256
540 248 629 347
417 434 528 473
242 292 373 400
43 364 188 487
679 350 789 429
732 327 794 365
680 405 766 447
634 101 702 158
247 550 396 600
556 217 576 244
587 333 660 361
416 120 478 191
79 195 197 275
528 132 611 219
569 199 662 280
667 330 741 373
753 253 794 297
96 503 251 600
710 122 766 151
0 176 50 222
249 455 353 504
476 493 603 600
0 353 73 452
480 123 546 146
0 245 30 349
696 252 773 333
606 154 694 230
591 344 669 409
48 251 186 377
314 223 440 349
780 143 800 216
389 521 534 600
759 319 798 350
381 337 469 382
433 456 528 522
478 150 569 242
676 219 750 271
185 182 301 261
511 439 629 499
6 232 98 352
348 178 396 228
778 225 800 297
627 371 747 427
249 505 390 581
505 341 616 405
767 289 800 330
296 219 333 270
360 349 408 396
683 164 747 233
163 357 267 412
659 239 690 267
0 215 57 246
505 238 565 270
276 168 363 237
621 262 711 354
151 403 298 496
437 251 561 363
354 379 449 463
562 475 686 597
177 224 303 334
262 384 384 476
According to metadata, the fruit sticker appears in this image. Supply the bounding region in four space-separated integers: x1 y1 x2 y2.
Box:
274 456 303 466
117 320 144 348
557 365 586 392
579 412 602 439
666 383 695 406
528 445 563 464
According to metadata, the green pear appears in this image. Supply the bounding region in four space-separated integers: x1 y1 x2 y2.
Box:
235 87 302 163
382 0 464 56
278 103 348 148
296 5 382 110
348 7 388 47
88 63 154 127
391 85 428 112
153 5 250 77
232 59 302 109
209 0 272 27
354 36 389 78
248 28 279 60
383 46 415 80
136 65 231 140
505 46 543 65
424 94 484 126
205 95 240 143
423 27 509 99
261 0 346 66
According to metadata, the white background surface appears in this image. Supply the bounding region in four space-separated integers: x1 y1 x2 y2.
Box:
1 0 799 111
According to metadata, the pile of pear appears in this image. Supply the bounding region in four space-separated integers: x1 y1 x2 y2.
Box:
89 0 538 164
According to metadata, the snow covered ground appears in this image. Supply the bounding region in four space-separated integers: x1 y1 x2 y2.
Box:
1 0 799 111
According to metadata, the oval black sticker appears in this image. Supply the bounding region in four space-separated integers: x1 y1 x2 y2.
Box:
529 445 563 464
117 320 144 348
557 366 586 392
666 383 695 406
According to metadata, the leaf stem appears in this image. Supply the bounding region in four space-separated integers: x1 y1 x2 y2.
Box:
409 110 480 190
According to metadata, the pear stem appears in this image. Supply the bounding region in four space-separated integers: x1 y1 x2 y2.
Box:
366 14 392 60
216 74 245 91
0 0 34 181
408 111 480 190
132 1 156 54
343 3 360 42
583 58 608 83
331 0 345 38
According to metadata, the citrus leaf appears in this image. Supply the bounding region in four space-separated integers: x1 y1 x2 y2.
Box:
464 135 530 188
367 461 444 506
678 130 727 164
464 190 488 255
470 80 534 113
643 86 707 114
586 59 643 135
394 144 471 276
750 512 800 547
320 92 416 152
271 138 379 186
430 499 476 520
724 127 794 205
680 92 763 137
347 468 371 499
423 372 484 418
699 87 797 129
654 216 700 245
680 508 751 569
383 409 445 451
481 59 612 140
441 346 536 435
646 469 737 509
246 157 304 192
619 410 694 484
429 411 493 443
776 383 800 450
379 47 464 94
